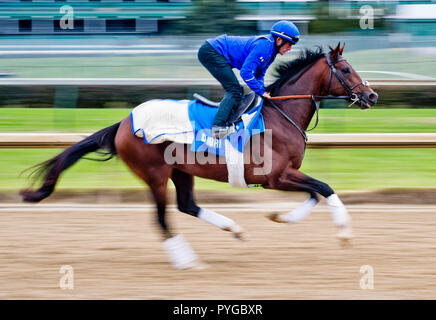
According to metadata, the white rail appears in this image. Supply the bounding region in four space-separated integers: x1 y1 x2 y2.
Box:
1 133 436 148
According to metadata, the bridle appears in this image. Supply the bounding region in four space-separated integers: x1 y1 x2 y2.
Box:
324 53 369 108
267 53 369 143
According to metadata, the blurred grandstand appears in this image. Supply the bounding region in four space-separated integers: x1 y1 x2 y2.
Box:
0 0 435 109
0 0 435 36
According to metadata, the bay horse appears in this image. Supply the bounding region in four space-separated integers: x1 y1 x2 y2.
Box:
21 43 378 269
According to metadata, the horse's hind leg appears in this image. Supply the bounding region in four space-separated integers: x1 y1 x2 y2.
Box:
115 122 201 269
267 167 352 242
171 169 244 240
144 173 198 269
122 162 201 269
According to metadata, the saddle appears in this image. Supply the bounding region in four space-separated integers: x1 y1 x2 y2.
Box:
193 92 258 124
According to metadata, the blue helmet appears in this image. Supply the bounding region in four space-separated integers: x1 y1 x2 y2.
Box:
270 21 300 44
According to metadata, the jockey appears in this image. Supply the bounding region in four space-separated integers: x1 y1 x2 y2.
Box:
198 20 300 138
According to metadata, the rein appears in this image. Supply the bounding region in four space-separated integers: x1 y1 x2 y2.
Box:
267 53 367 143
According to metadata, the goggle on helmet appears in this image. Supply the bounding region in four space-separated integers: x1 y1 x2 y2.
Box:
270 20 300 44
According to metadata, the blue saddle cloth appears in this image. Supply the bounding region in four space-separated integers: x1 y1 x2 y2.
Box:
188 98 265 157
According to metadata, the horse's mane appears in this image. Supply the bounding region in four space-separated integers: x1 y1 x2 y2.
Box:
266 46 325 95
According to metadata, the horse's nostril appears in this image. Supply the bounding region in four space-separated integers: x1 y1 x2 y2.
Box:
368 92 378 103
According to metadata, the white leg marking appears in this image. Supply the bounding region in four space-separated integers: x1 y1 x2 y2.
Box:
274 197 318 223
198 208 235 229
326 194 351 227
162 234 199 270
326 194 353 241
198 208 244 240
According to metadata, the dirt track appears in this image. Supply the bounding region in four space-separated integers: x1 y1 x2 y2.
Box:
1 198 436 300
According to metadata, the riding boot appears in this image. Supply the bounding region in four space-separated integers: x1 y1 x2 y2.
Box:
211 123 236 139
212 92 241 138
197 41 243 138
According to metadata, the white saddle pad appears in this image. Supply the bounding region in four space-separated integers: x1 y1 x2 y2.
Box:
131 98 248 188
131 99 194 144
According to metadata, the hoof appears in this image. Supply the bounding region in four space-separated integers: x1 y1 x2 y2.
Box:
174 260 209 271
163 234 199 270
339 238 352 247
224 224 245 241
179 260 210 271
336 226 353 246
191 261 210 270
267 213 289 223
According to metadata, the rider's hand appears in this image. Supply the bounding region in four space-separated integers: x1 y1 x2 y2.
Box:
262 92 272 99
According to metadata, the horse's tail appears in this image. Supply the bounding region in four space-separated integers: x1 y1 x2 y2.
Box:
20 122 121 203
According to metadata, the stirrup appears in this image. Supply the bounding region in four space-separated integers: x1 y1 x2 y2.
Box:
211 124 236 139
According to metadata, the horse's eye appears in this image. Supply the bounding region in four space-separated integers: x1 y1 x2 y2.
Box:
342 67 350 74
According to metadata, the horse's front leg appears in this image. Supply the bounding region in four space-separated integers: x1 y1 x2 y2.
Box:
266 166 352 242
269 191 319 224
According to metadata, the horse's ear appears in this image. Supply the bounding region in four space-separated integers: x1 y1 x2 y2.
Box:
329 42 341 59
339 43 345 55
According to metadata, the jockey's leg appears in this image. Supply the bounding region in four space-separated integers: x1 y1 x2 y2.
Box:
214 89 242 126
198 41 243 129
268 167 352 240
171 169 244 240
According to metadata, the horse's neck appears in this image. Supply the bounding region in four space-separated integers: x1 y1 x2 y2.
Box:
275 61 325 131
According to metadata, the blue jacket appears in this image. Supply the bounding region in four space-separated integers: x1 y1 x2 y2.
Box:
207 34 277 96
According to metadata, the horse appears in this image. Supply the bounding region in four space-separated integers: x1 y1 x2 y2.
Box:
21 43 378 269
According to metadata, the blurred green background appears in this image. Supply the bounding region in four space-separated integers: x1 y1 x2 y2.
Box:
0 0 435 194
2 108 435 193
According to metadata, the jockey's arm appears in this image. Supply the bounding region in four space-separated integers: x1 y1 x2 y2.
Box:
255 67 267 86
240 43 268 97
255 69 272 98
